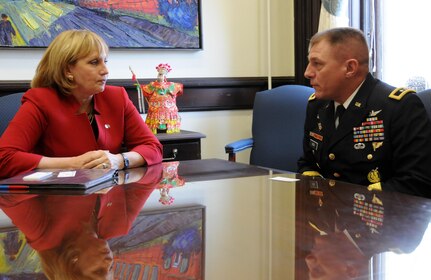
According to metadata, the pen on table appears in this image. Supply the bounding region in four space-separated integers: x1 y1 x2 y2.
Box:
0 185 30 190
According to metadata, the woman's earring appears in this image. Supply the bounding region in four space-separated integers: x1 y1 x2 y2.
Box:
67 74 74 81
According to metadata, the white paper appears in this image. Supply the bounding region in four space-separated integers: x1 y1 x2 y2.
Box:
270 176 299 182
57 171 77 178
23 171 53 181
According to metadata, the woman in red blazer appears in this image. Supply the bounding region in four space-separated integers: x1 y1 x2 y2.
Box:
0 30 162 178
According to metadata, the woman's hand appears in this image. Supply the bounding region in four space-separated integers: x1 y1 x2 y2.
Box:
74 150 121 169
39 150 142 170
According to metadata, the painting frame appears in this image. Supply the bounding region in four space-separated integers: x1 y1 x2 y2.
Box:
0 0 203 50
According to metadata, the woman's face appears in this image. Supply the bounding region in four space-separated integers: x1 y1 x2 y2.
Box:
68 51 109 100
71 229 114 279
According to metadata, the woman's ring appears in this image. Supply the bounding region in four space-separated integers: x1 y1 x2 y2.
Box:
102 163 108 169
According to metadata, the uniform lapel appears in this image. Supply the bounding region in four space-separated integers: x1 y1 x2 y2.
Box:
318 101 335 141
305 101 333 164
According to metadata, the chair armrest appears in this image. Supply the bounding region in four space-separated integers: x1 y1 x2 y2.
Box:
225 138 254 162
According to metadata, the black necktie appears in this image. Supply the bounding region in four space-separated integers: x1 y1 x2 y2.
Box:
335 105 345 128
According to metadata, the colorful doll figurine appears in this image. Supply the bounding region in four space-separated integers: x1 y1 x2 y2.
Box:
141 63 183 134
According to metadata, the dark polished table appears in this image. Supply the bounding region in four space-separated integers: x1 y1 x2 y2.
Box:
0 158 430 279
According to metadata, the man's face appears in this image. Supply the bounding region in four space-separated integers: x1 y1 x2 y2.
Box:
304 40 348 102
305 233 368 280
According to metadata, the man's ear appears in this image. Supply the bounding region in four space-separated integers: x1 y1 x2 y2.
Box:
345 59 359 78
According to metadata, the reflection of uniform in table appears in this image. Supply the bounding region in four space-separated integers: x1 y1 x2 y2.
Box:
298 175 431 279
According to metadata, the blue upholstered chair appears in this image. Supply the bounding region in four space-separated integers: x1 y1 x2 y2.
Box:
0 92 24 136
417 89 431 121
225 84 314 172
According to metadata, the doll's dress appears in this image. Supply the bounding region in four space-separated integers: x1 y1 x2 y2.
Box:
142 81 183 134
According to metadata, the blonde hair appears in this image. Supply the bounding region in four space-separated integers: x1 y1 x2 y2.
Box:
31 29 109 95
39 248 84 280
38 232 112 280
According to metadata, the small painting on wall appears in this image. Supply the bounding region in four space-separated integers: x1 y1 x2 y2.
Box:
0 0 202 49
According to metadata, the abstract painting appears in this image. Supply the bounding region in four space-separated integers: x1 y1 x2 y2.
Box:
0 229 45 279
0 205 205 279
0 0 202 49
109 205 205 279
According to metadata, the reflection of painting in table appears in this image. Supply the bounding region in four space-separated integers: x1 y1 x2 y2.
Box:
0 229 46 279
0 205 205 279
109 205 205 280
0 0 202 49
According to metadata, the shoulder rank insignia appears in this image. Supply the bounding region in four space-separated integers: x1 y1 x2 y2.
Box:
388 87 415 100
308 93 316 101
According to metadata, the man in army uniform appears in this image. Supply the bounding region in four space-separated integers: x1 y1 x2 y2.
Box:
297 27 431 198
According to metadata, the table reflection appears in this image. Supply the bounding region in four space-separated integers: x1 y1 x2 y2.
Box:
157 161 185 205
0 163 165 279
0 159 431 279
295 176 431 280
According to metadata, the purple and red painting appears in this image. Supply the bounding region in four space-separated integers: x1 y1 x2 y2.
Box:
0 0 202 49
109 206 205 279
0 205 204 279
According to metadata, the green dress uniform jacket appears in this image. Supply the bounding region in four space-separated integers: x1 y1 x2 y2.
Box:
298 73 431 198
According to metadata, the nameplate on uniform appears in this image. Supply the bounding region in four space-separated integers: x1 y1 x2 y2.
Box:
309 131 323 141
